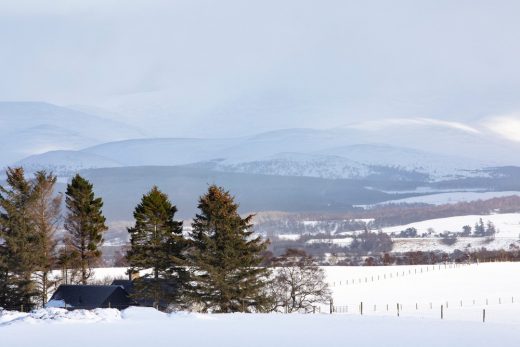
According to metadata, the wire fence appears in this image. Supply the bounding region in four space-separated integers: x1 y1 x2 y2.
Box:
330 261 474 287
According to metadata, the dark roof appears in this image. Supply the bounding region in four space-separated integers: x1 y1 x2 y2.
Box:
49 285 135 310
111 280 135 294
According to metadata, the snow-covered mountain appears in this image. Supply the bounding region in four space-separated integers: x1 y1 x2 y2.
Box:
316 144 490 180
8 113 520 182
210 152 372 179
13 132 499 182
15 150 122 176
0 102 143 167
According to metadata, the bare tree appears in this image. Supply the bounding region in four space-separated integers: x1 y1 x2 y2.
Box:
267 249 331 313
28 171 62 306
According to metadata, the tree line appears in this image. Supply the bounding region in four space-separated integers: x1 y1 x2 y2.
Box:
0 167 330 313
0 168 107 310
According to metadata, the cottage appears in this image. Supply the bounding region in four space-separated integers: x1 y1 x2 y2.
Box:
46 285 135 310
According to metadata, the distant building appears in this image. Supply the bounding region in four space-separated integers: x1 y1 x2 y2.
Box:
46 285 136 310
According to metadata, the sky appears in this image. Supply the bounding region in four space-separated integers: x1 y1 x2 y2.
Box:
1 0 520 138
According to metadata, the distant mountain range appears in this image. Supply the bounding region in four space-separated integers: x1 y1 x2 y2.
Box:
3 101 520 220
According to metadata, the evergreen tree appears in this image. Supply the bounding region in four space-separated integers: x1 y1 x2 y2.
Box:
29 171 62 306
127 186 187 309
63 174 107 285
188 185 271 313
0 168 40 310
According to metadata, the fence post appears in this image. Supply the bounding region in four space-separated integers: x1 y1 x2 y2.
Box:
360 302 363 315
441 305 444 319
330 299 334 314
397 303 400 317
483 309 486 323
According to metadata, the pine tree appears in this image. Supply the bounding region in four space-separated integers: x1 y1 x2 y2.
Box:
63 174 107 285
0 167 40 310
127 186 187 309
29 171 62 306
188 185 271 313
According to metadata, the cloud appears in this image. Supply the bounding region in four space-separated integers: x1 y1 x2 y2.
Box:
345 118 480 134
484 116 520 142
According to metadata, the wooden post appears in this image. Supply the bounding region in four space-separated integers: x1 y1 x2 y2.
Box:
441 305 444 319
360 302 363 315
397 303 400 317
416 303 418 310
483 309 486 323
330 299 334 314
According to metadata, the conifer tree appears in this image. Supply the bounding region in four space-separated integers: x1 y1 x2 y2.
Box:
188 185 271 313
63 174 107 285
0 167 40 310
127 186 187 309
29 171 62 306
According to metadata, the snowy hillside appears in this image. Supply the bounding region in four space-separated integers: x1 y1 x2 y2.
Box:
318 144 490 181
213 152 372 179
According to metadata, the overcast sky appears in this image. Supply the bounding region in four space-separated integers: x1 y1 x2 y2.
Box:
1 0 520 138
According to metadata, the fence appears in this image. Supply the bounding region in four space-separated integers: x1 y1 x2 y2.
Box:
330 261 473 288
330 295 517 323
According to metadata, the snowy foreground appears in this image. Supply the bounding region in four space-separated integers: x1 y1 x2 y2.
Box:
2 262 520 347
2 307 520 347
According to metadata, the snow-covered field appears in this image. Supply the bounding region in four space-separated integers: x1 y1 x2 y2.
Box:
326 263 520 323
377 191 520 206
379 213 520 237
278 213 520 252
2 262 520 346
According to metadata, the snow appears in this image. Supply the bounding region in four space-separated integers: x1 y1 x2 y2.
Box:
379 213 520 239
377 191 520 206
3 263 520 346
277 234 301 241
45 299 66 308
326 263 520 324
1 306 520 347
